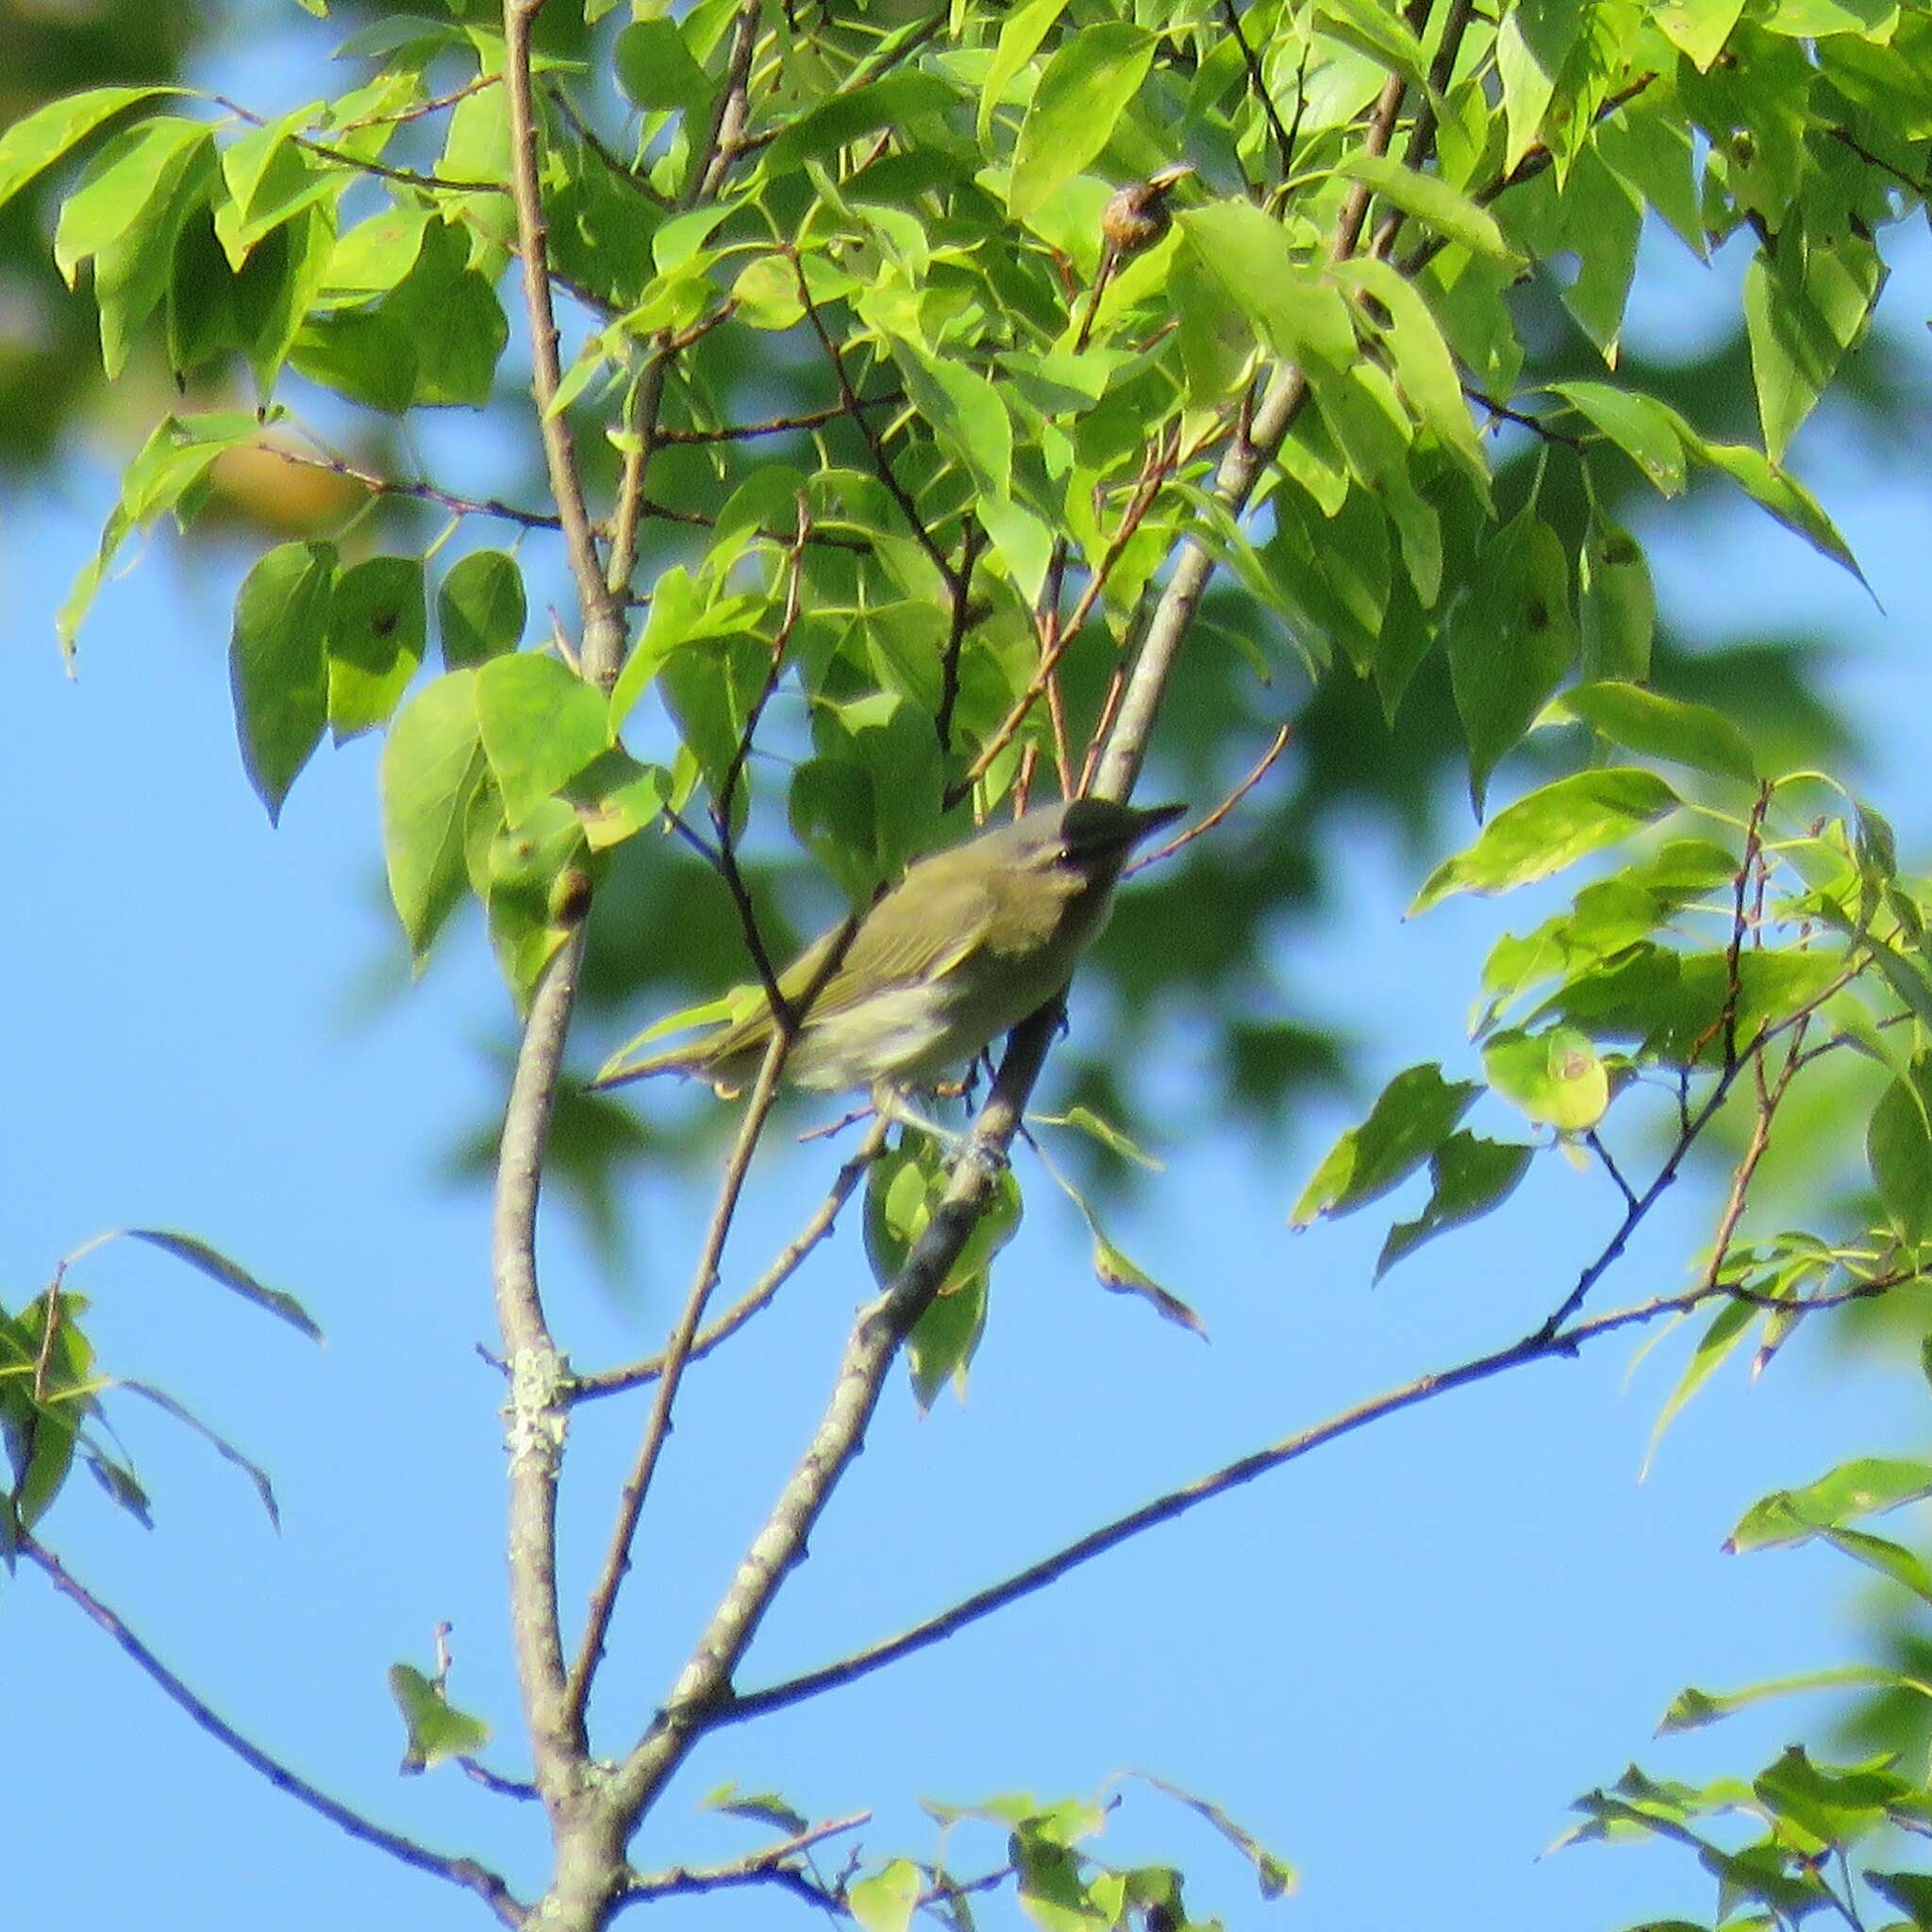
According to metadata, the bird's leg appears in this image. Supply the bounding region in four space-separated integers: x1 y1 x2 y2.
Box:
871 1084 965 1153
871 1087 1012 1178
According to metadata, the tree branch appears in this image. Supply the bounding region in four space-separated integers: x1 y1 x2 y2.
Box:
620 1811 869 1906
502 0 625 685
491 941 582 1782
713 1249 1898 1728
24 1538 525 1928
608 1018 1053 1824
561 1022 796 1736
569 1115 891 1403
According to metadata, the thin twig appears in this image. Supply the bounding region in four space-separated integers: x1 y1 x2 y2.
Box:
349 76 498 129
458 1757 543 1803
1397 74 1658 280
934 522 986 755
951 433 1178 804
486 0 625 1800
210 93 504 195
1465 387 1586 448
262 442 563 530
652 392 904 446
686 0 762 208
24 1539 525 1927
660 808 792 1027
1124 723 1292 874
502 0 626 684
561 893 862 1735
622 1812 870 1903
715 1252 1915 1729
545 82 673 208
1586 1130 1640 1213
1369 0 1476 258
1829 125 1931 197
490 940 581 1780
1220 0 1297 182
571 1116 891 1402
608 1016 1056 1825
561 1024 796 1736
1531 967 1857 1341
793 254 966 601
715 496 812 832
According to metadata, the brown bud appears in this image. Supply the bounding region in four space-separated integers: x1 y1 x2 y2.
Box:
1099 163 1195 260
548 866 593 927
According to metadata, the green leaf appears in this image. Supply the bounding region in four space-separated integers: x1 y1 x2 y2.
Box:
1690 436 1870 589
1577 513 1655 682
891 343 1012 501
1744 235 1883 462
1292 1063 1482 1224
1652 0 1745 68
1726 1458 1932 1553
1548 681 1758 783
1034 1105 1164 1171
229 540 336 823
1133 1772 1297 1900
613 19 712 113
907 1271 990 1412
1410 769 1681 912
0 86 177 215
1869 1058 1932 1242
322 205 431 300
1482 1025 1609 1132
387 1663 491 1773
1334 258 1490 491
1660 1666 1924 1735
1761 0 1900 33
115 1377 282 1527
1551 380 1687 495
486 799 589 1005
1493 0 1584 171
112 1229 322 1340
1630 1298 1754 1475
1817 1526 1932 1607
381 669 490 960
1008 25 1155 223
475 653 610 827
1334 155 1523 266
699 1782 809 1834
849 1860 922 1932
1315 0 1429 86
1376 1132 1534 1279
1871 1870 1932 1926
1091 1232 1206 1337
764 72 959 178
1180 202 1357 369
438 550 525 668
53 117 208 284
1447 512 1576 810
978 0 1069 142
327 555 425 741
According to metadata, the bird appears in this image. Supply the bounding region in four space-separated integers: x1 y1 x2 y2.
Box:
591 797 1185 1133
1099 163 1196 263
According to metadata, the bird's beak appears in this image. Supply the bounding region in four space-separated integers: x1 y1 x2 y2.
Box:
1132 801 1188 840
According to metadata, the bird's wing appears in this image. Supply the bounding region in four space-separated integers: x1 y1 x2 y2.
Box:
802 869 996 1016
595 868 996 1087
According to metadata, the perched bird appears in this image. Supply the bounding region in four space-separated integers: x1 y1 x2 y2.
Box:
592 798 1184 1128
1098 162 1196 263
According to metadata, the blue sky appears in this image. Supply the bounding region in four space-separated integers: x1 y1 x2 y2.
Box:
6 43 1932 1932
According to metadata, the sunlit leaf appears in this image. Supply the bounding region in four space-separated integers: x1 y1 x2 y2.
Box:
1292 1064 1482 1224
1411 770 1681 912
387 1663 491 1773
